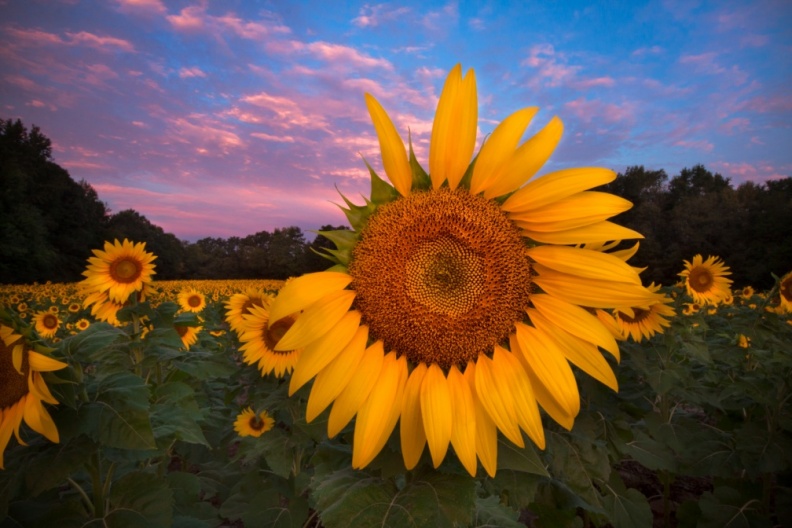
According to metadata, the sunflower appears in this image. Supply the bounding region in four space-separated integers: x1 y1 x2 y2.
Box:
779 271 792 313
238 300 302 377
679 255 732 305
613 283 676 342
79 239 157 304
267 64 661 477
175 324 201 350
234 407 275 438
225 288 269 333
33 311 60 339
739 286 755 300
178 288 206 313
68 302 82 314
75 319 90 332
1 322 68 468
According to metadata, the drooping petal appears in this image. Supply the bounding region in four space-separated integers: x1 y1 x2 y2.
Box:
483 116 564 199
469 107 537 195
276 290 356 351
327 341 385 437
365 93 412 196
306 325 369 421
528 245 642 285
520 220 644 245
429 64 477 190
400 363 428 470
474 354 524 447
512 323 579 430
464 362 497 477
288 309 361 395
352 352 407 468
27 350 68 372
268 272 352 326
420 363 453 467
447 365 477 476
502 167 617 213
492 346 545 449
509 192 633 232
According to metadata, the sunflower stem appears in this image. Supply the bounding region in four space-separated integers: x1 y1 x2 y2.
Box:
90 452 105 518
67 477 94 516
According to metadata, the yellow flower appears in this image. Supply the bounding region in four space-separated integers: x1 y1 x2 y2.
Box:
0 323 68 468
679 255 732 305
238 298 301 378
738 334 751 348
175 325 201 350
75 319 90 332
267 64 661 477
32 311 60 339
79 239 157 304
225 289 269 333
68 303 81 314
779 271 792 313
177 288 206 313
234 407 275 438
739 286 755 299
683 302 701 315
614 283 676 342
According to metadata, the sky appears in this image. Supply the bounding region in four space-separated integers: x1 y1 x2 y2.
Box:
1 0 791 242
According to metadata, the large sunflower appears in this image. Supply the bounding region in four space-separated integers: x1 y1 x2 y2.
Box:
80 239 157 304
269 64 661 477
679 254 733 305
1 322 68 469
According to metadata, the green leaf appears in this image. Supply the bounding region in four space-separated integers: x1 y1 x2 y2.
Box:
497 438 549 476
697 486 770 528
623 430 678 472
600 473 652 528
24 435 98 496
473 495 523 528
107 471 174 528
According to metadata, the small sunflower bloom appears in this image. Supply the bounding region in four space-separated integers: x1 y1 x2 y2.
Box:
679 255 732 305
33 311 60 339
178 288 206 313
80 239 157 304
234 407 275 438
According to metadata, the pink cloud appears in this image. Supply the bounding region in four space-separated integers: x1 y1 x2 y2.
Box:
239 92 331 130
574 76 616 89
167 116 245 152
113 0 166 14
352 4 411 27
719 117 750 134
711 161 791 183
739 95 792 113
166 6 206 31
673 139 715 153
563 98 634 125
632 45 663 56
64 31 135 52
251 132 295 143
305 42 393 70
166 5 290 39
179 67 207 78
2 26 134 52
521 44 580 87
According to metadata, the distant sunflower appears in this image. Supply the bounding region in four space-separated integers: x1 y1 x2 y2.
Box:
80 239 157 304
0 322 68 468
234 407 275 438
75 319 90 332
267 64 661 476
614 283 676 342
68 303 81 314
739 286 755 300
238 300 301 377
178 288 206 313
779 271 792 313
33 311 60 339
175 325 201 350
679 255 732 305
225 289 269 333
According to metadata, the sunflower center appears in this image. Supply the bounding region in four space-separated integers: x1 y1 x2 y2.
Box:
0 336 29 409
264 316 298 355
111 258 142 283
242 298 264 317
175 325 189 337
248 414 266 431
42 314 59 329
618 307 649 324
349 188 532 370
688 267 713 293
188 295 202 308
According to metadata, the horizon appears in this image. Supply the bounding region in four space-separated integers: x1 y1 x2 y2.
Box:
2 0 791 242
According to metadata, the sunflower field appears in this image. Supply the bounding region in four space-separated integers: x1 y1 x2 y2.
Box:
2 65 792 528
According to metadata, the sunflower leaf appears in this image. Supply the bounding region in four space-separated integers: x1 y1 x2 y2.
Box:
473 495 524 528
107 471 173 528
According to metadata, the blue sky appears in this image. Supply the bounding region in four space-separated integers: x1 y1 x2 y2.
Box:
2 0 790 241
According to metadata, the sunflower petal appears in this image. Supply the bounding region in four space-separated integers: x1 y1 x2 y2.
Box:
474 354 524 447
352 352 407 469
448 365 477 476
420 364 453 467
365 93 411 196
521 220 644 245
464 362 498 477
400 363 428 470
502 167 617 213
528 245 642 285
27 351 68 372
327 341 385 438
276 290 356 351
306 325 369 420
268 272 352 326
492 346 546 449
510 192 633 232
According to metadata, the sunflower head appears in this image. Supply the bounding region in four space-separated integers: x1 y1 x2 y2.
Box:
33 311 61 339
679 254 733 305
79 239 157 304
178 288 206 313
234 407 275 438
269 64 661 477
613 283 676 342
225 288 269 333
238 299 302 378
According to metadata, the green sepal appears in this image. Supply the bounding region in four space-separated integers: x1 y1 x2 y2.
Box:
334 188 377 232
457 154 478 192
362 158 399 205
311 246 351 267
408 130 432 191
311 229 359 266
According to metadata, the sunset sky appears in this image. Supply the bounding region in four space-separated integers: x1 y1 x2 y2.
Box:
2 0 790 241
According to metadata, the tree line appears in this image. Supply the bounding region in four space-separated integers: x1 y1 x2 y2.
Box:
2 118 790 288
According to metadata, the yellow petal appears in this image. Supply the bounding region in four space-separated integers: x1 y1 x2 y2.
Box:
447 365 477 476
27 351 68 372
276 290 355 351
527 308 618 391
512 323 579 429
528 245 642 285
23 396 59 443
306 325 369 421
327 341 384 438
533 264 663 309
268 271 352 326
420 363 453 467
464 362 498 477
469 107 537 195
484 115 564 199
365 93 411 196
352 352 407 468
502 167 617 213
521 220 644 245
530 293 620 361
12 344 23 375
429 64 477 190
492 346 546 449
510 192 633 232
288 309 361 395
400 363 428 470
474 354 524 447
